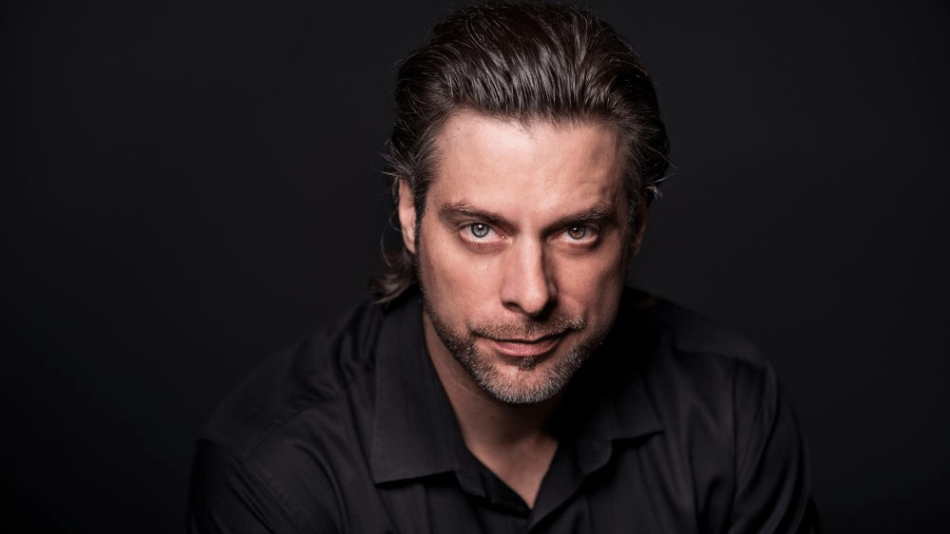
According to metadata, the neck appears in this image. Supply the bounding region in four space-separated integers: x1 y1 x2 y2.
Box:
441 362 562 447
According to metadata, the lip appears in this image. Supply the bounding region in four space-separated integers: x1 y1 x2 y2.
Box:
488 335 562 358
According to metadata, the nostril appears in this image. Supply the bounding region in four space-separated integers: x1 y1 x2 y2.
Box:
499 241 556 316
502 277 556 318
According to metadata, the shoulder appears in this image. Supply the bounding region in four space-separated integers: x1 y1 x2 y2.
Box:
199 298 387 460
610 291 816 526
187 298 394 531
613 289 784 440
632 290 765 367
618 289 775 389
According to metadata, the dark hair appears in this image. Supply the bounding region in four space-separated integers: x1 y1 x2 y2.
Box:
371 1 669 304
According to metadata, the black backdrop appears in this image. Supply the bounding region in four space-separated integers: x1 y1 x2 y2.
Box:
3 1 948 532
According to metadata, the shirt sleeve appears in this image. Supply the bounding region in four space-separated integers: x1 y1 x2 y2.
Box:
728 362 821 534
184 439 340 534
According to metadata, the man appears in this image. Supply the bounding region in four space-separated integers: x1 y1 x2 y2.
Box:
186 2 818 532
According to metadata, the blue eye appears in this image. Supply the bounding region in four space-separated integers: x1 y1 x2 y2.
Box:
470 223 491 238
567 225 589 240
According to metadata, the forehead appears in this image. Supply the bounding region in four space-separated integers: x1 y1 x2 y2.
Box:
428 111 625 219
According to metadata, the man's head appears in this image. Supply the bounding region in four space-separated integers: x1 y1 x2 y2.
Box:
372 2 669 405
374 2 669 302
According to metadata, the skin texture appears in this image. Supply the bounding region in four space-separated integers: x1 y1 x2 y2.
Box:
399 110 630 407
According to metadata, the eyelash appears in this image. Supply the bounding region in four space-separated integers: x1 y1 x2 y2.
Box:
460 223 599 245
566 225 591 241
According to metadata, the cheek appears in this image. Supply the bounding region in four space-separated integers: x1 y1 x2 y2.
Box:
419 227 498 312
555 248 626 312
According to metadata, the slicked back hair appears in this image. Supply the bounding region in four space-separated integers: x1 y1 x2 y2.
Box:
371 1 669 304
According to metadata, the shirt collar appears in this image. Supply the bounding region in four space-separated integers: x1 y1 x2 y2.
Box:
370 293 473 485
556 309 666 475
369 288 664 485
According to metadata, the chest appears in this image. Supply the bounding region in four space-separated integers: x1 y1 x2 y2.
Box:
327 441 731 534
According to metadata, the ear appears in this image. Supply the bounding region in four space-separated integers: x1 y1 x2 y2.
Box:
629 197 648 257
397 178 418 254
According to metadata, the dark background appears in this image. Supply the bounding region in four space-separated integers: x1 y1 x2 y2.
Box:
2 0 947 532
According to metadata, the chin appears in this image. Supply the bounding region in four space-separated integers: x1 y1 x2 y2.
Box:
459 329 605 405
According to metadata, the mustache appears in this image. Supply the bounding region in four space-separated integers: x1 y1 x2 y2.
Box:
469 316 586 341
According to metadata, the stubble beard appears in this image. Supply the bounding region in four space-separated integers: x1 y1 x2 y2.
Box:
421 295 610 405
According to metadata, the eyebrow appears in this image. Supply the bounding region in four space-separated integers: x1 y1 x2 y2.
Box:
438 203 510 231
437 201 621 234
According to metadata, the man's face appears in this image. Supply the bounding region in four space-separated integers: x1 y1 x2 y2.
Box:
398 111 632 405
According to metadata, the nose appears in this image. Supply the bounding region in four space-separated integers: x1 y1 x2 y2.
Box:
499 239 556 318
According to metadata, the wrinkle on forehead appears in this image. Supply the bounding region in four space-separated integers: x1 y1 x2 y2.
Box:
429 110 626 228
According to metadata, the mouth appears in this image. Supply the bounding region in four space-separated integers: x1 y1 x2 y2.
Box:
486 334 563 358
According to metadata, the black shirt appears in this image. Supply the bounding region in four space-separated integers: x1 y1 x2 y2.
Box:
185 288 818 533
